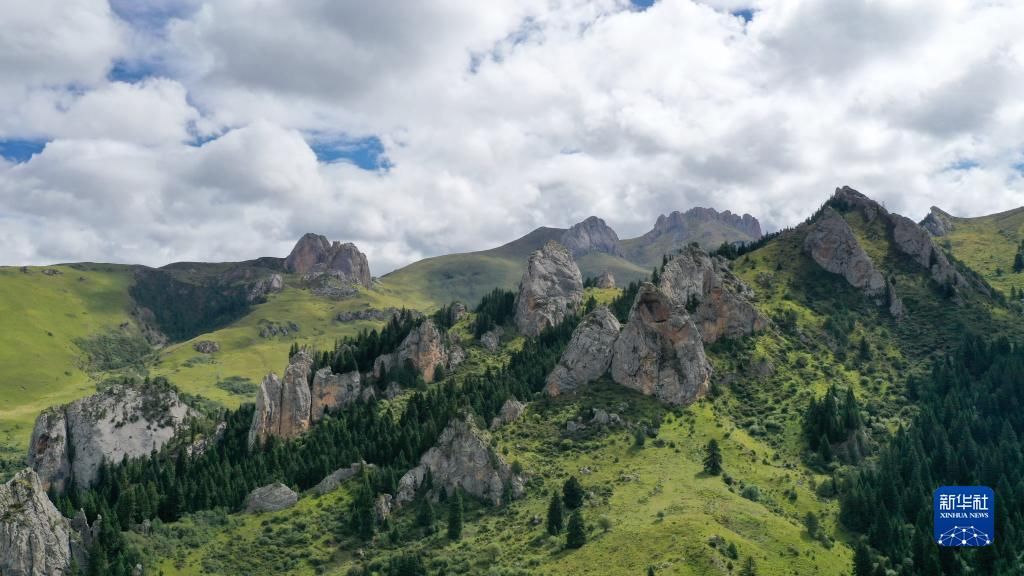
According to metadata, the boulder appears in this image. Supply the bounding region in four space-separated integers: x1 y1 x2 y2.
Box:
374 494 394 523
29 380 191 492
284 233 372 288
314 462 374 496
514 241 584 337
480 327 502 351
545 307 621 396
396 416 524 507
384 382 403 400
373 319 449 383
803 206 886 295
449 302 468 324
336 307 402 323
310 368 362 420
248 350 314 447
244 483 298 513
657 245 767 343
489 399 526 430
610 284 712 406
0 469 80 576
192 340 220 354
596 270 616 289
560 216 623 257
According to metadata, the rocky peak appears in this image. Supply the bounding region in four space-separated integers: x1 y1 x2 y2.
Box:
803 206 887 296
610 283 712 405
0 469 80 576
646 207 762 242
514 241 584 337
248 350 314 447
396 415 524 507
284 233 372 288
373 319 451 383
921 206 955 237
596 269 616 289
545 306 621 397
657 245 768 342
560 216 623 257
29 380 191 492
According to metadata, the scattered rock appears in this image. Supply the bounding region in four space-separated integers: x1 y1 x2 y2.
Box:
0 469 83 576
29 380 191 491
610 283 712 406
285 233 372 288
248 351 314 447
560 216 623 257
566 420 582 433
192 340 220 354
314 462 374 495
258 320 301 338
244 483 298 513
336 307 404 323
41 269 62 276
596 270 616 289
489 399 526 430
545 307 621 396
396 416 524 507
514 241 584 337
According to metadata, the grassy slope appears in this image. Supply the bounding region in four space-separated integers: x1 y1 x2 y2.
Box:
0 264 136 456
935 206 1024 296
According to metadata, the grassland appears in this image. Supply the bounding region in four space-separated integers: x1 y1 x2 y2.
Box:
934 206 1024 296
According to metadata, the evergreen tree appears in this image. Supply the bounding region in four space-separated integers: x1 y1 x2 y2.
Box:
852 543 873 576
563 476 584 509
647 567 656 576
703 439 723 475
738 556 757 576
818 433 832 463
416 496 435 532
803 511 819 539
447 491 463 541
546 492 564 535
566 510 586 549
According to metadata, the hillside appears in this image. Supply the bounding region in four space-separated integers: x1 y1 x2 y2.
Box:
923 205 1024 296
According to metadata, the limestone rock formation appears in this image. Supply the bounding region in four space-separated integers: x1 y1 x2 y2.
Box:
373 319 450 383
480 327 502 351
545 307 621 396
192 340 219 354
247 273 283 303
642 208 763 244
396 416 524 507
891 212 961 285
803 206 886 295
248 350 314 447
29 381 191 492
560 216 623 257
610 284 712 406
336 307 403 323
0 469 80 576
489 399 526 430
315 463 374 496
514 241 584 337
921 206 955 237
596 270 616 289
311 368 362 420
244 483 298 513
284 233 372 288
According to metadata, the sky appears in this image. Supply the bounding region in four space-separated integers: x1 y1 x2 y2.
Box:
2 0 1024 274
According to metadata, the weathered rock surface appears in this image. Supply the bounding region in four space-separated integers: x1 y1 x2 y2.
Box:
247 273 283 303
29 381 191 491
375 494 394 523
489 399 526 430
373 319 450 383
545 307 621 396
244 483 298 513
610 284 712 406
803 206 886 295
658 245 767 343
192 340 220 354
314 462 374 495
336 307 402 323
248 350 314 447
642 208 763 244
397 416 524 507
514 241 584 337
480 327 502 351
0 469 79 576
284 233 372 288
921 206 955 237
258 320 300 338
596 270 616 289
560 216 623 257
311 368 362 420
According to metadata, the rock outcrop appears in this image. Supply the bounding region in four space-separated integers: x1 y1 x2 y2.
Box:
396 416 524 507
545 307 621 396
248 350 314 447
284 233 372 288
244 483 298 513
596 270 616 289
373 319 451 383
489 399 526 430
0 469 81 576
514 241 584 337
311 368 362 420
193 340 219 354
247 273 284 303
921 206 955 237
657 245 768 343
336 307 403 323
315 463 374 496
610 284 712 406
803 206 886 296
29 381 191 492
560 216 623 257
480 327 502 351
642 208 763 244
891 212 961 285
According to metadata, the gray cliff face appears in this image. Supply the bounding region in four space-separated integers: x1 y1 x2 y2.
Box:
396 416 524 507
314 462 374 496
489 399 526 430
373 319 451 383
0 469 78 576
311 368 362 421
545 307 621 397
803 206 887 295
610 284 712 406
249 350 314 447
29 382 191 492
921 206 955 237
596 270 616 289
247 273 284 303
645 208 763 242
514 241 584 337
657 245 767 343
244 483 298 513
284 233 372 288
560 216 623 257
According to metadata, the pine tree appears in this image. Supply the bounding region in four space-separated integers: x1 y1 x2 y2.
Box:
566 510 586 549
416 496 435 532
803 511 819 539
738 556 757 576
703 439 723 475
563 476 584 509
446 491 463 541
853 543 873 576
818 433 832 463
546 493 564 535
647 567 656 576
